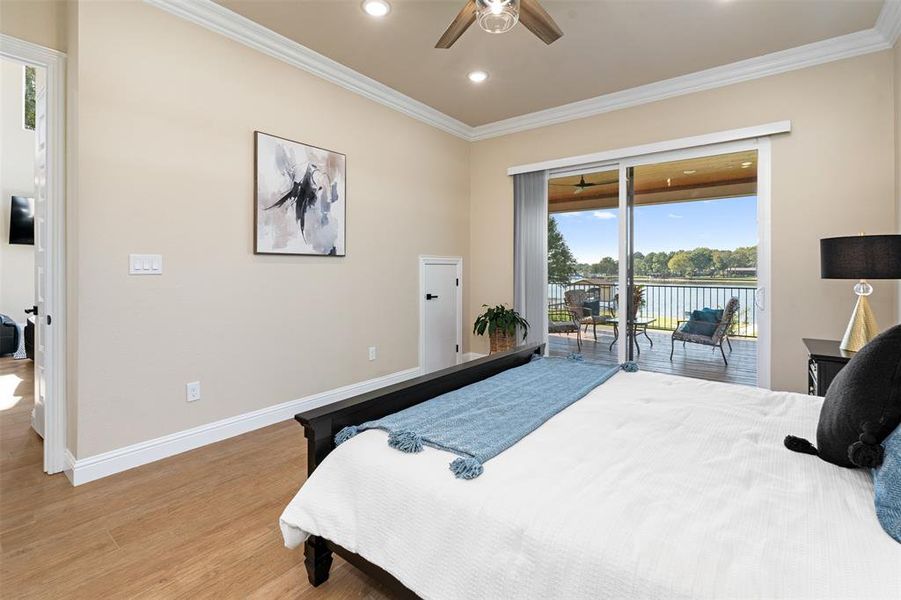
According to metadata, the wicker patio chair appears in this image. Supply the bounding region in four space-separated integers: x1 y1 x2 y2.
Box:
670 297 739 366
548 302 582 351
564 289 611 342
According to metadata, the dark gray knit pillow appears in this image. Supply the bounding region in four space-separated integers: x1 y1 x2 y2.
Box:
786 324 901 468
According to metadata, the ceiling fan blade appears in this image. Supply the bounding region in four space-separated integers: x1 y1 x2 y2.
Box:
519 0 563 45
435 0 478 49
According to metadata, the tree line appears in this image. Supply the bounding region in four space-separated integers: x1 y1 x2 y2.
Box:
549 217 756 283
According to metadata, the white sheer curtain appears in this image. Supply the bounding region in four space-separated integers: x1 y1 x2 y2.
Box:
513 171 548 347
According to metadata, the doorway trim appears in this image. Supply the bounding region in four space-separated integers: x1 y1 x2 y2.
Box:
418 256 463 373
0 35 68 474
509 121 790 175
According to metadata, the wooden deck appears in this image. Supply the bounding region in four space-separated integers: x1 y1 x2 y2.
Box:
549 326 757 386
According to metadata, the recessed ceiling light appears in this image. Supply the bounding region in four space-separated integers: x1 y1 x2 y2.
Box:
362 0 390 17
683 170 696 175
467 70 489 83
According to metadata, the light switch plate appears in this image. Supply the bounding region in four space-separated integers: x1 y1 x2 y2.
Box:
129 254 163 275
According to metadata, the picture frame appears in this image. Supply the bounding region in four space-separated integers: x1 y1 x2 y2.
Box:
254 131 346 256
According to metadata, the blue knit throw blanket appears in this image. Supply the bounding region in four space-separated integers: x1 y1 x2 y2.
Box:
335 356 636 480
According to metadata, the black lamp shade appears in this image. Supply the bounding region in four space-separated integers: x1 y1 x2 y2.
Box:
820 235 901 279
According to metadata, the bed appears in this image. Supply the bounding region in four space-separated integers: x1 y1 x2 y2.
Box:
280 345 901 599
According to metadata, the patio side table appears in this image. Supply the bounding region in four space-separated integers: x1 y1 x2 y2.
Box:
605 317 657 356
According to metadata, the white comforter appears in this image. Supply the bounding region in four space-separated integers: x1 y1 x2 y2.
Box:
280 371 901 599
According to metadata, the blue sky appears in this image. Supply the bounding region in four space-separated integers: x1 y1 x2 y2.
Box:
552 195 758 263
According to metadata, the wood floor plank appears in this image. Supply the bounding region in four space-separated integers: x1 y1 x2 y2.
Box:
0 357 396 599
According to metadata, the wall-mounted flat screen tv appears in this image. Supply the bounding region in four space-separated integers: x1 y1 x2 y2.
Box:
9 196 35 245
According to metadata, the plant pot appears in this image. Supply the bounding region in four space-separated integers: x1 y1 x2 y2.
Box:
489 330 516 353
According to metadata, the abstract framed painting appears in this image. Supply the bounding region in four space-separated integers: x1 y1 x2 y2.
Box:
254 131 346 256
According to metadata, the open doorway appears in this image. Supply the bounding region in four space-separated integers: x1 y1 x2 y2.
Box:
1 56 44 464
546 149 763 387
0 35 67 476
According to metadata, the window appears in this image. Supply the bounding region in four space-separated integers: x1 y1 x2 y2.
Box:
24 65 35 131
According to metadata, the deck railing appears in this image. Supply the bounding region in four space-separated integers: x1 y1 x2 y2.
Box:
549 281 758 338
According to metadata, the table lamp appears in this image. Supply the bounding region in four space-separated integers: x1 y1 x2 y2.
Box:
820 234 901 352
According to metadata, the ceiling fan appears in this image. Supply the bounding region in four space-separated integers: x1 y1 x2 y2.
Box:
551 175 599 195
436 0 563 49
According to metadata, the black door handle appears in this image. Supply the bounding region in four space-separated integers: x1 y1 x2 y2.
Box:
25 305 38 316
425 294 439 300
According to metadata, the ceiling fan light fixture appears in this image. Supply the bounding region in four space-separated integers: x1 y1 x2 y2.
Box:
476 0 520 34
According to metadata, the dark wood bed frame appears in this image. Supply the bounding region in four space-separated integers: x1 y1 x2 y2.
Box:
294 344 544 598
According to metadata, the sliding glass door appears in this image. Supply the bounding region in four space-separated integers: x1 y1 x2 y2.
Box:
545 140 769 387
622 146 762 385
546 166 620 364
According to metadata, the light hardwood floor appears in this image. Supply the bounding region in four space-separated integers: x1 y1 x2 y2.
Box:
0 357 393 599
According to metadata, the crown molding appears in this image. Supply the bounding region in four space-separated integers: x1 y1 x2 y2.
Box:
471 25 892 141
875 0 901 46
143 0 472 139
146 0 898 143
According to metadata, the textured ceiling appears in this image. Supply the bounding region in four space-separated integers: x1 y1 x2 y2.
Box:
216 0 884 126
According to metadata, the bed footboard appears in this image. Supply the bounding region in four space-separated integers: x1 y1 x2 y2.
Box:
304 535 332 587
294 343 543 474
293 343 543 591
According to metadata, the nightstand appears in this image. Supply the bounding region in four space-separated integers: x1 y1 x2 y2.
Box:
803 338 853 396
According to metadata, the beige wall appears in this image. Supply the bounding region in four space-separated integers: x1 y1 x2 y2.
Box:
0 58 36 322
15 0 900 458
469 51 897 393
69 1 469 457
0 0 67 52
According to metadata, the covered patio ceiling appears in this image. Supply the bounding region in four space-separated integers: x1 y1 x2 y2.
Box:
548 150 757 213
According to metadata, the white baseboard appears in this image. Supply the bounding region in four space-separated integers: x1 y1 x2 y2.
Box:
63 449 76 485
463 352 487 362
67 366 422 486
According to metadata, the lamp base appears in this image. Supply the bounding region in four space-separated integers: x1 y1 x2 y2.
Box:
840 293 879 352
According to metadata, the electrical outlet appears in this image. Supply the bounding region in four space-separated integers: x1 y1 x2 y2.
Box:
368 346 377 361
186 381 201 402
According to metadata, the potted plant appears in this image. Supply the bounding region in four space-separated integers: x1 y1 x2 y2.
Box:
632 285 646 317
473 304 530 353
613 285 646 318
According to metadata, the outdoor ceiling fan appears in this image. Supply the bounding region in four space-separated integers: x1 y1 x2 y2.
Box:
551 175 599 195
436 0 563 49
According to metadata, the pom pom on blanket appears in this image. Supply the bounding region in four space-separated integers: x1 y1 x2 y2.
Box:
848 440 884 468
388 430 424 453
567 353 584 361
449 457 484 480
335 426 359 446
848 424 884 467
621 361 639 373
784 435 818 456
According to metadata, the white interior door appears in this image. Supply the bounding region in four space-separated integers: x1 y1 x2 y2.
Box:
421 258 462 373
31 83 49 438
